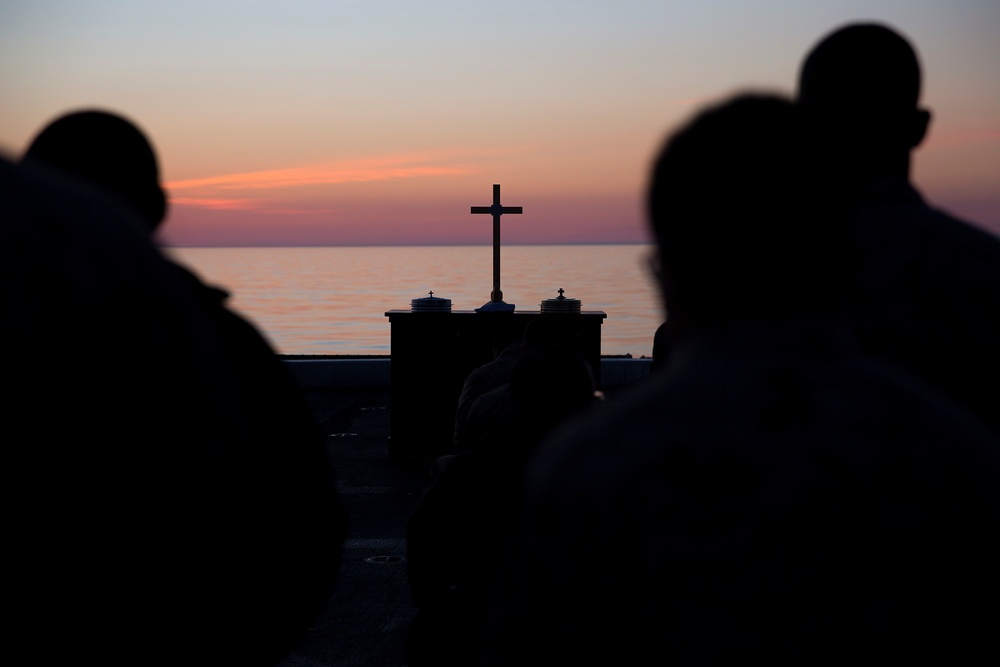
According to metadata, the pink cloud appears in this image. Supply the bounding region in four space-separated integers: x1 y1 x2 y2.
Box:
170 197 260 211
159 188 648 248
161 148 532 213
171 197 335 215
164 148 508 195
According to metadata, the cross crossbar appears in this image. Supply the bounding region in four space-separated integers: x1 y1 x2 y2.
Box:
470 184 522 311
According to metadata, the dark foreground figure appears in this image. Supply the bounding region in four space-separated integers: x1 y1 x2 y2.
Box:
3 140 345 665
485 327 1000 664
478 94 1000 665
407 344 597 666
796 22 1000 437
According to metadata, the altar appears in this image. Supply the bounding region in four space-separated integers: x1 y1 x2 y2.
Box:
384 308 606 458
383 183 607 457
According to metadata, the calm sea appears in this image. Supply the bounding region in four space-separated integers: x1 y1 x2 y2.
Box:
166 245 663 357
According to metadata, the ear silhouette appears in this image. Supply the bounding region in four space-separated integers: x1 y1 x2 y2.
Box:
149 184 167 230
910 109 931 149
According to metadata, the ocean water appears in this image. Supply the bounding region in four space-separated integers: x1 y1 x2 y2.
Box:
166 245 663 357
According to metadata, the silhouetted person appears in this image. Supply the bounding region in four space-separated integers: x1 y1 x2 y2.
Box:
478 94 1000 666
453 317 523 451
22 109 167 232
11 111 348 665
797 22 1000 436
649 321 670 373
406 343 596 667
453 314 576 452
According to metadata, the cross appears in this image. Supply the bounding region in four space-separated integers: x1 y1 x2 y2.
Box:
471 183 522 312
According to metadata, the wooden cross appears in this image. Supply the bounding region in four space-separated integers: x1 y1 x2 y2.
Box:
471 183 522 311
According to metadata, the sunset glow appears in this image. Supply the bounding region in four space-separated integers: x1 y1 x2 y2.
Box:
167 151 479 193
2 1 997 246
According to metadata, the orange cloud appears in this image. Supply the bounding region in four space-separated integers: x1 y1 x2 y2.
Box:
165 149 503 193
170 197 260 211
164 147 531 212
171 197 335 215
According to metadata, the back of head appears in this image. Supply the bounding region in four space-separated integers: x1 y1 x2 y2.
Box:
22 109 166 230
522 314 571 350
510 344 595 436
650 321 671 372
797 23 929 167
799 23 921 112
492 317 523 357
648 94 846 325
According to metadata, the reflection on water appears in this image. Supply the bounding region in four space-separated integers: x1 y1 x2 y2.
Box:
166 245 663 357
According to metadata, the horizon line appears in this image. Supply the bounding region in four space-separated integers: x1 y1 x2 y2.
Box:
162 241 654 249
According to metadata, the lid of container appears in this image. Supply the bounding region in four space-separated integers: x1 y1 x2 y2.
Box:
410 291 452 312
540 288 581 314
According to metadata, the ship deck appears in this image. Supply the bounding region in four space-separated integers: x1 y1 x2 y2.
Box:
281 383 420 667
277 357 651 666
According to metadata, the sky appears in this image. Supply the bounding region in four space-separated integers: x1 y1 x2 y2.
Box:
2 1 997 247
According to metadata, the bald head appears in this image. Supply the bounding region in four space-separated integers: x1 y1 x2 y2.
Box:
797 23 930 177
23 110 166 231
799 23 921 111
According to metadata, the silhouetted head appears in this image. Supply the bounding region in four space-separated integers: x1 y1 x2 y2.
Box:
522 314 571 350
647 94 845 327
510 344 595 436
797 23 930 175
650 321 671 372
492 317 523 358
22 110 166 231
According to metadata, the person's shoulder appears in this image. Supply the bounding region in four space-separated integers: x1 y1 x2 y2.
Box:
526 371 682 485
467 381 515 419
914 190 998 235
912 198 1000 299
855 182 1000 292
927 205 1000 260
464 353 515 390
893 184 1000 255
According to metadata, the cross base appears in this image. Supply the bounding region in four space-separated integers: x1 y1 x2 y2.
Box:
475 300 515 313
